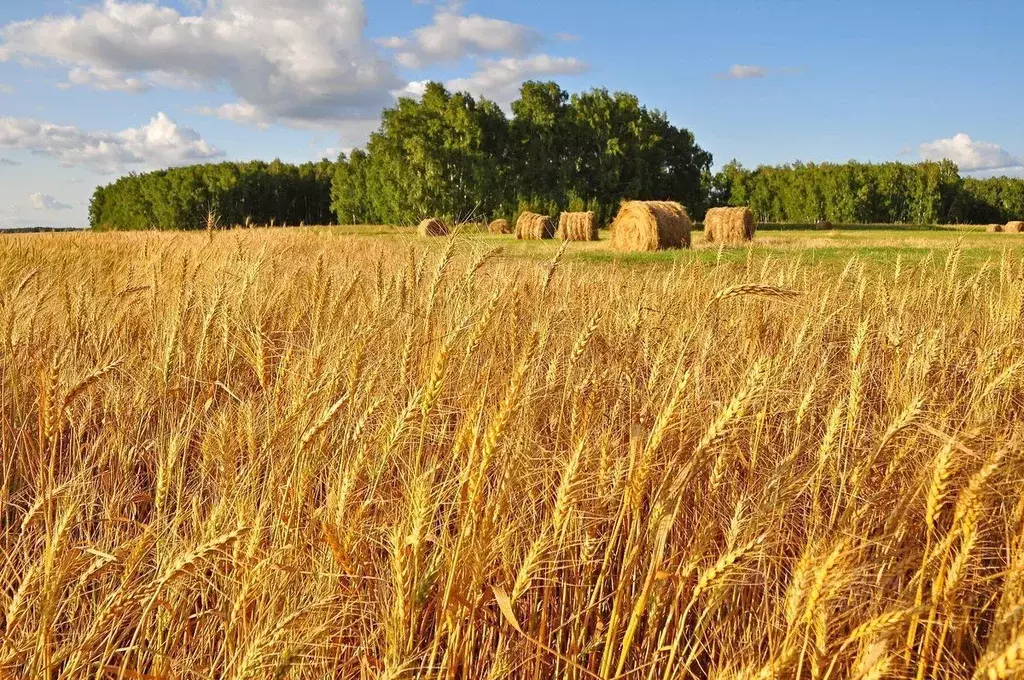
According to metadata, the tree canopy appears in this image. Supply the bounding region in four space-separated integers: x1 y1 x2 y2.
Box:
712 160 1024 225
330 81 713 227
90 160 335 231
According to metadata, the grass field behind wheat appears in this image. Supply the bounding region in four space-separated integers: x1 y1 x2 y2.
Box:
2 228 1024 679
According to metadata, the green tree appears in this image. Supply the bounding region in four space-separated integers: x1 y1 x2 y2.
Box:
361 82 506 224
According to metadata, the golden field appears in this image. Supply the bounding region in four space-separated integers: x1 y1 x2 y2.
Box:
2 228 1024 679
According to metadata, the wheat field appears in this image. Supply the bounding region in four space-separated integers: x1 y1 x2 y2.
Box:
2 229 1024 679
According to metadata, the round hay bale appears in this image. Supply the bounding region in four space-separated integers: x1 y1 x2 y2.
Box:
610 201 692 251
816 219 833 229
556 211 598 241
418 218 449 237
986 224 1004 233
515 212 555 240
1005 221 1024 233
488 218 512 235
704 207 756 245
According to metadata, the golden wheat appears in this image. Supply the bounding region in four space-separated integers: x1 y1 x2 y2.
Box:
1 228 1023 678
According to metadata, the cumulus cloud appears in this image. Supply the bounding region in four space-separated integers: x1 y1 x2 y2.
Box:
393 80 431 100
196 101 268 128
29 193 72 211
374 36 407 50
720 64 770 80
919 133 1022 172
446 55 588 105
387 9 542 68
0 0 402 126
0 1 586 128
64 67 150 93
0 112 223 172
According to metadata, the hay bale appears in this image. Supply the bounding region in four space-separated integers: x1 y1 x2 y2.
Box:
418 218 449 237
488 218 512 235
816 219 833 229
1005 221 1024 233
609 201 692 251
556 211 598 241
987 224 1004 233
704 207 756 245
515 212 555 240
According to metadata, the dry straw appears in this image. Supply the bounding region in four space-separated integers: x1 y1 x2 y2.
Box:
987 224 1004 233
557 212 598 242
515 212 555 240
704 207 756 245
610 201 692 251
488 219 512 235
418 218 449 237
1005 221 1024 233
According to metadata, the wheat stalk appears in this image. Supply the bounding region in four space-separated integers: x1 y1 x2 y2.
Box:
713 283 802 302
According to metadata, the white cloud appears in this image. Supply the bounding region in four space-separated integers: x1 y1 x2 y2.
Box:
29 193 72 211
197 101 269 128
721 64 769 80
375 36 407 49
331 119 381 151
393 80 430 100
918 133 1022 172
0 0 402 126
0 83 12 95
554 32 580 42
65 66 149 93
0 112 223 172
388 9 542 68
447 55 588 105
0 158 19 166
1 1 586 129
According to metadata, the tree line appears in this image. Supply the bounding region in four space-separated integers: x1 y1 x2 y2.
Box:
714 160 1024 225
89 81 713 231
90 160 336 231
88 80 1024 230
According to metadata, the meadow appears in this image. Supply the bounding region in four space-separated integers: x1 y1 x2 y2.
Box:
2 225 1024 679
322 223 1022 268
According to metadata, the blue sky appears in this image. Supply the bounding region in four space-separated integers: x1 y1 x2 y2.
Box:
1 0 1021 228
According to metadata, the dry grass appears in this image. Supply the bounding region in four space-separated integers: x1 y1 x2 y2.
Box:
2 229 1024 679
489 219 513 235
610 200 692 251
705 207 756 245
515 212 554 240
557 212 598 242
418 218 449 237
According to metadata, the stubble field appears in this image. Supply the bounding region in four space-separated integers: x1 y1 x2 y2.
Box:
2 226 1024 679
